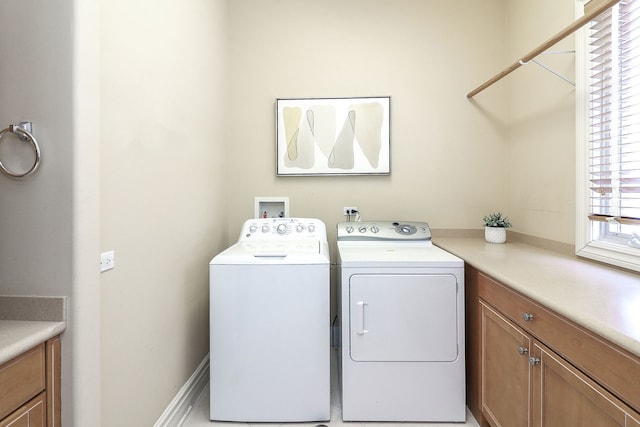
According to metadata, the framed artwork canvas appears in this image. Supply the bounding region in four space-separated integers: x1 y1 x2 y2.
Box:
276 96 390 176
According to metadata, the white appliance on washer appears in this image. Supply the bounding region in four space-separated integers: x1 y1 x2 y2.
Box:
337 221 465 422
209 217 330 422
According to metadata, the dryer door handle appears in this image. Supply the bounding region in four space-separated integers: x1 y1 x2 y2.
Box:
356 301 368 335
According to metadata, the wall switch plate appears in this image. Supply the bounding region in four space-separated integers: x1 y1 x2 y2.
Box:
100 250 115 272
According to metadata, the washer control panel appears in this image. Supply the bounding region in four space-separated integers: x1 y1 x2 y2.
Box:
337 221 432 241
240 218 327 241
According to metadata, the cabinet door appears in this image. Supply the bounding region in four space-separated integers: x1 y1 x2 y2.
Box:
0 392 46 427
481 302 531 427
531 342 640 427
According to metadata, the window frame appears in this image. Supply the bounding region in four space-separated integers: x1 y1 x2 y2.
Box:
575 0 640 272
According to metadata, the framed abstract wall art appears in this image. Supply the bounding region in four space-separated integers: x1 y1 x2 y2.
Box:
276 96 390 176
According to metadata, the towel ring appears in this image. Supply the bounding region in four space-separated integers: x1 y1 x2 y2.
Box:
0 123 41 178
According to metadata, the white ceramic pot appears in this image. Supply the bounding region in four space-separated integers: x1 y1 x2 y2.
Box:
485 226 507 244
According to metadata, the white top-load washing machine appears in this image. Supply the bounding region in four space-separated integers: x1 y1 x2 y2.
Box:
337 221 465 422
209 218 330 422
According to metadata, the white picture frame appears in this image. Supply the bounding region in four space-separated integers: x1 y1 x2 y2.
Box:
276 96 391 176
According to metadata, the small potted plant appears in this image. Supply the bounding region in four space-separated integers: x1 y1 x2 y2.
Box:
482 212 512 243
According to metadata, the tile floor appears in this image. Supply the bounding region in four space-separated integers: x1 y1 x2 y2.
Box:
182 350 480 427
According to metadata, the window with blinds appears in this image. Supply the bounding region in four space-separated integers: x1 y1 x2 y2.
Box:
587 0 640 239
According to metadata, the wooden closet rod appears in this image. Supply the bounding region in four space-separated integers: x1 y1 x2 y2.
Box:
466 0 621 99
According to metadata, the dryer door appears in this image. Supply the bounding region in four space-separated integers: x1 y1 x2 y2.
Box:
349 273 459 362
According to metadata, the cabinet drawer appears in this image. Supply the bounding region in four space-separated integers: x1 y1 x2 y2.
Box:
0 392 46 427
478 273 557 338
0 344 45 420
478 272 640 413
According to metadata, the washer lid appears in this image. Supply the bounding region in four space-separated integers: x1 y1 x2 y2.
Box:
241 241 319 256
211 240 330 265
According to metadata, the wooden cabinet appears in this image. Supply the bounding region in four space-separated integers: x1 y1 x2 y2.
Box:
0 336 61 427
466 265 640 426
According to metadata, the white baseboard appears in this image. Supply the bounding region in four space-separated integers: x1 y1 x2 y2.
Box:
154 354 210 427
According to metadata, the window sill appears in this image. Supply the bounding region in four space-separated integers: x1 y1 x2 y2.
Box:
577 241 640 274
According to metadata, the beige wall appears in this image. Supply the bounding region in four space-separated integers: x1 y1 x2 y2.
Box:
99 0 229 425
73 0 102 424
226 0 576 246
227 0 510 247
506 0 576 244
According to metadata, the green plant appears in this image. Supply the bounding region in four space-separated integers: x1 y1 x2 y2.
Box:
483 212 512 228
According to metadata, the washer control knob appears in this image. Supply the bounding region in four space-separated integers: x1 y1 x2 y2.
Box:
358 226 367 233
249 225 258 233
308 224 315 232
261 225 270 233
296 224 304 233
277 224 288 234
371 226 379 233
346 226 354 233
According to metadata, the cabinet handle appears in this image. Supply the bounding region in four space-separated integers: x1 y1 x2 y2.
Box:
523 312 535 322
518 346 528 355
529 357 540 366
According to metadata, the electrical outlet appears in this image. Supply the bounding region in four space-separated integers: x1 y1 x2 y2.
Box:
343 206 359 216
100 250 115 272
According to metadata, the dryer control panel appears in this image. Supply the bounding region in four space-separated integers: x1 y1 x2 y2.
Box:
239 217 327 241
337 221 432 241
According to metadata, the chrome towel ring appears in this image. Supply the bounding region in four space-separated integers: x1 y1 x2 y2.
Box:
0 122 41 178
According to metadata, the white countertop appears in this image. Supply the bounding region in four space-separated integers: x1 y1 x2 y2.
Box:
0 320 66 365
0 296 67 365
435 237 640 358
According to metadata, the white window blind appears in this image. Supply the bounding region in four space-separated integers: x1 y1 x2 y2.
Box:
588 0 640 226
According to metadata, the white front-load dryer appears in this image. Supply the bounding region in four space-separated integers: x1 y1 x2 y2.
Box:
209 218 330 422
337 221 465 422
